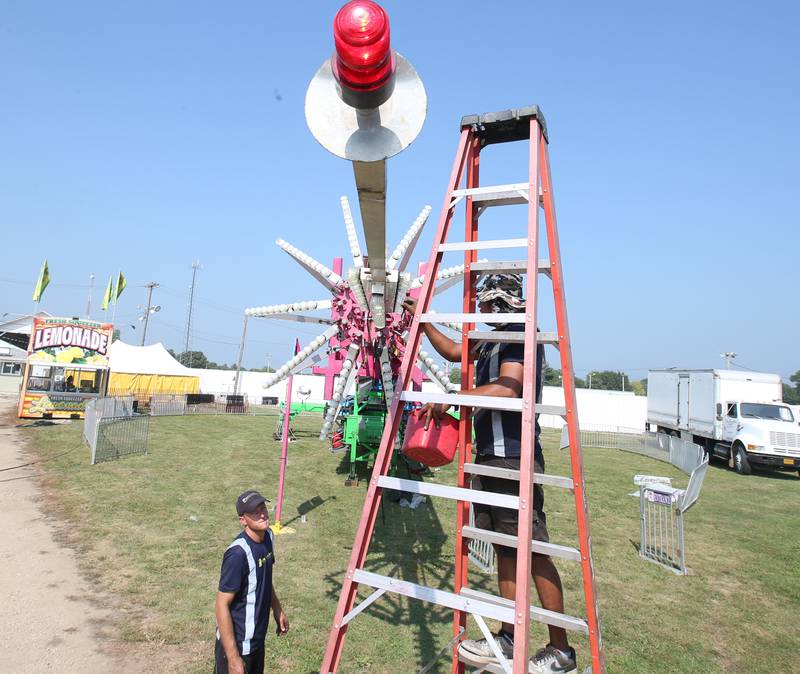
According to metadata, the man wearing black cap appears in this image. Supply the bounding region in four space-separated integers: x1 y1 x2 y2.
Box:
214 490 289 674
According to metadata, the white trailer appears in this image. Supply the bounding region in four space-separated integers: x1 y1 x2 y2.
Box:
647 369 800 475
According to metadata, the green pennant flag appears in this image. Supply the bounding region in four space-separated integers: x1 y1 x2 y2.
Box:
101 276 114 310
114 271 127 303
32 260 50 303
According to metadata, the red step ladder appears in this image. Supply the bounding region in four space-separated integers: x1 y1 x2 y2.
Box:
321 106 605 674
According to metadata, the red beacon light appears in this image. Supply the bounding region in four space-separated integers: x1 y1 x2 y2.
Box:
305 0 426 162
332 0 396 108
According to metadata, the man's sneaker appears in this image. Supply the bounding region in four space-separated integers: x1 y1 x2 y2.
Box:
458 631 514 666
529 644 577 673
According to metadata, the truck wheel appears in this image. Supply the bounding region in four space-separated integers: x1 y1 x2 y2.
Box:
733 443 752 475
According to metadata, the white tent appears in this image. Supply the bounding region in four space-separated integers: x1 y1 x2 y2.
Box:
108 341 200 394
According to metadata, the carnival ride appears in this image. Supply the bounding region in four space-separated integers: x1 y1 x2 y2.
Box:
244 199 470 479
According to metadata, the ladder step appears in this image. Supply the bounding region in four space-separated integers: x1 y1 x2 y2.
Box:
400 391 567 417
439 238 528 252
461 525 581 562
451 182 529 199
400 391 519 412
468 330 558 345
459 587 589 634
471 258 551 277
463 462 574 490
377 475 519 509
352 569 515 624
450 183 531 208
420 313 525 324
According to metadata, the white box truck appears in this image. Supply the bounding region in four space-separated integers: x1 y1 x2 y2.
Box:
647 369 800 475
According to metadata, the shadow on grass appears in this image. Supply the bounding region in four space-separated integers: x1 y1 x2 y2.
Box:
708 462 800 482
323 485 454 672
282 495 338 527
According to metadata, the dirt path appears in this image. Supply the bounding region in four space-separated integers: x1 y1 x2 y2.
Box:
0 395 142 673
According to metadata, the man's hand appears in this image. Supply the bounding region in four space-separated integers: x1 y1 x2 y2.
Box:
274 608 289 636
402 297 417 315
227 653 245 674
418 403 450 430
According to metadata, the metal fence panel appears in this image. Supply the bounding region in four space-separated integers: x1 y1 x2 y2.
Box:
84 398 99 451
669 436 706 475
640 484 686 574
95 396 135 418
467 505 496 574
92 415 150 464
680 459 709 513
84 396 142 464
150 394 187 416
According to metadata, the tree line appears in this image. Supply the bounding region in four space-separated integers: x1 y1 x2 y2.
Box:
166 349 275 372
448 366 647 394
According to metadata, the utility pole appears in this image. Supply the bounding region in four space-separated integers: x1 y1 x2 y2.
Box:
85 273 95 319
233 314 249 395
266 353 272 372
720 352 736 369
141 282 160 346
184 261 201 367
621 371 625 392
588 372 593 389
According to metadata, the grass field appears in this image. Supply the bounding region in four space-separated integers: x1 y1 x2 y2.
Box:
20 413 800 673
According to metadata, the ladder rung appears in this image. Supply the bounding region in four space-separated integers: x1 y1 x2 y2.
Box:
451 183 529 199
468 330 558 345
459 586 589 634
353 569 515 624
400 391 567 417
461 525 581 562
420 313 524 324
463 462 574 490
471 259 551 277
449 183 539 210
377 475 519 509
439 238 528 252
400 391 521 412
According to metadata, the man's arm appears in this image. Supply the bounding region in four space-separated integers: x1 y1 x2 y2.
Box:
271 586 289 636
215 591 245 674
420 361 523 429
402 297 461 362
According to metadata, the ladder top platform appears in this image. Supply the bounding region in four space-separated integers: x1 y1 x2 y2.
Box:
461 105 548 145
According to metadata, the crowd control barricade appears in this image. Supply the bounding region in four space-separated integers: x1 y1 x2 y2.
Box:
150 394 187 416
92 414 150 465
84 396 147 465
467 505 496 575
636 435 708 575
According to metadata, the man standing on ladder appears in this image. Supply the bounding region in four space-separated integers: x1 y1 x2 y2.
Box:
404 273 577 673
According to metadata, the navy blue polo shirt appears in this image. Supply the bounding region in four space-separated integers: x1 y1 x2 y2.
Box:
217 530 275 655
474 324 544 463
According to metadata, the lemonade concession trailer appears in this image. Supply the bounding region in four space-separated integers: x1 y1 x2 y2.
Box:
18 317 112 419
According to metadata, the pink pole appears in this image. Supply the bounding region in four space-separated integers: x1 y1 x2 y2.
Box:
275 338 300 525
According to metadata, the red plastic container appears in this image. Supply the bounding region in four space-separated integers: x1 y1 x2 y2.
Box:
402 410 459 467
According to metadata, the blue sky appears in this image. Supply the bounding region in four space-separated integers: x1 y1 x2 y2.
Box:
2 1 798 380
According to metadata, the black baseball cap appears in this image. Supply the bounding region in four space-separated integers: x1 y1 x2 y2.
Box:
236 490 269 516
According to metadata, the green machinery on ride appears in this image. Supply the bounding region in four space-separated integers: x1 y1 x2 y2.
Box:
341 385 387 485
333 378 414 485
